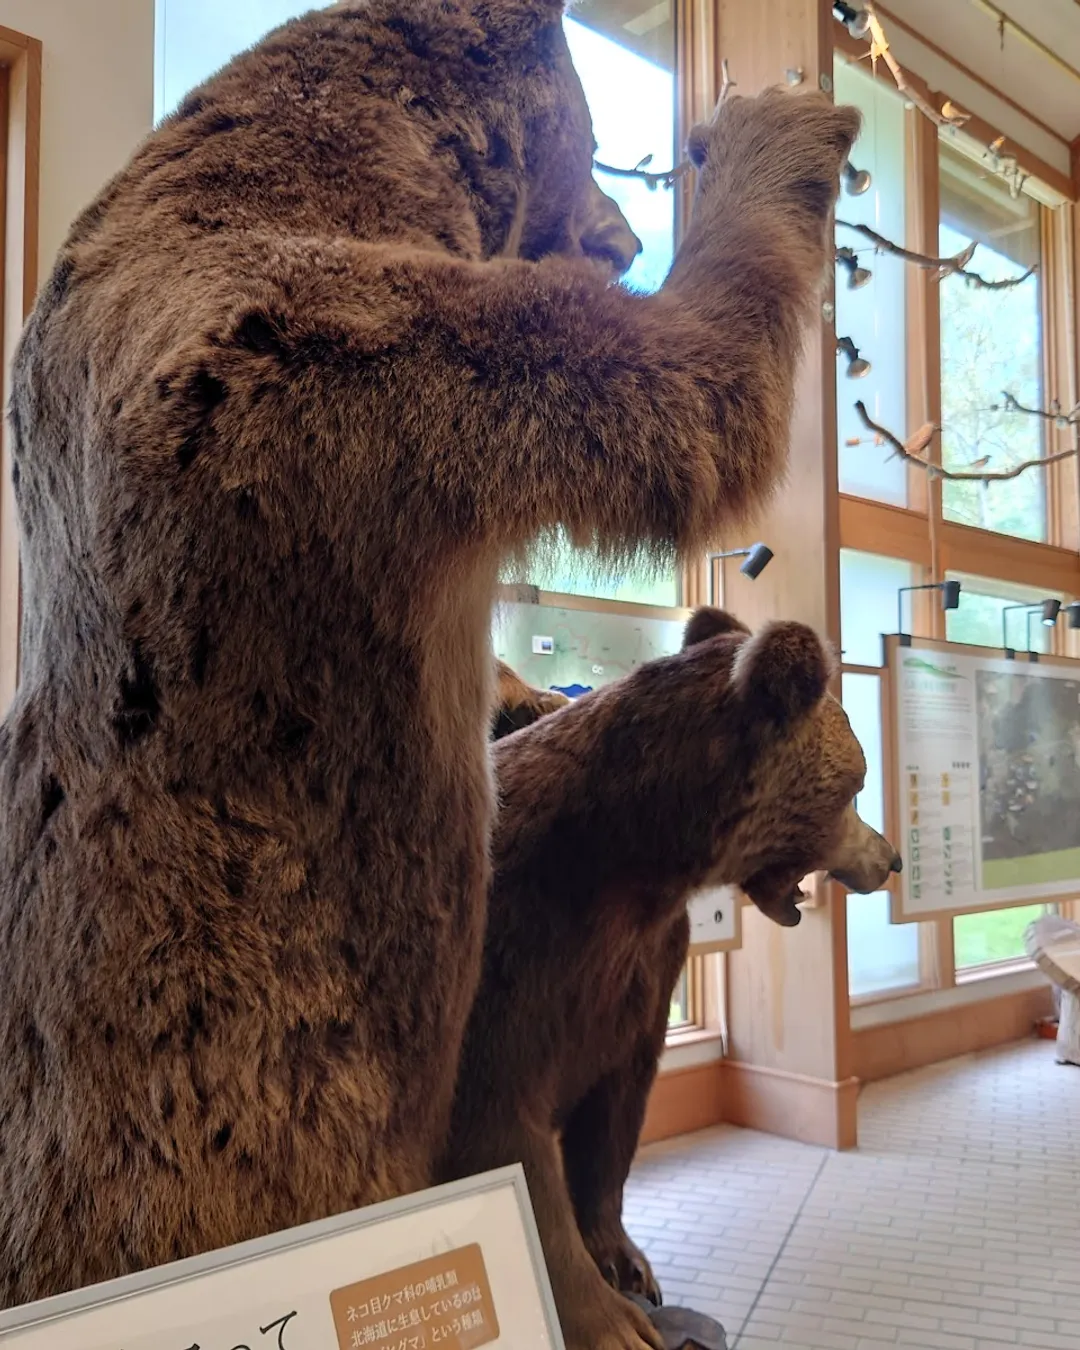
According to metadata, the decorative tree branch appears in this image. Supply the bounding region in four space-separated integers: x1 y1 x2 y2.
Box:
853 401 1079 482
592 156 690 191
844 4 1030 198
860 5 967 130
994 391 1080 428
593 60 735 190
835 220 1036 289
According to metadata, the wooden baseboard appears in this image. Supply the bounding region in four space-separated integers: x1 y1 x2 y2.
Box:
721 1061 859 1149
852 984 1054 1082
640 1059 725 1145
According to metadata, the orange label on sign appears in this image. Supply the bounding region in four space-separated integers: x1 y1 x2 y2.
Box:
330 1244 499 1350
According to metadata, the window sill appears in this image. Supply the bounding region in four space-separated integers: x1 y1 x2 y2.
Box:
955 955 1035 984
851 964 1048 1030
664 1026 723 1050
850 979 930 1009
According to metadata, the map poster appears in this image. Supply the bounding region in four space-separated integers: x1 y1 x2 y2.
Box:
887 638 1080 922
0 1167 563 1350
492 594 687 700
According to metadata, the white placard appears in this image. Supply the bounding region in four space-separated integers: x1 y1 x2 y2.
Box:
889 641 1080 920
0 1167 564 1350
687 885 742 952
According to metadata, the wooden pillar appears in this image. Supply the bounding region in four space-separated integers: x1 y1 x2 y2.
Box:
710 1 858 1150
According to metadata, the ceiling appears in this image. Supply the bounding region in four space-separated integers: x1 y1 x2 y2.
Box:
882 0 1080 143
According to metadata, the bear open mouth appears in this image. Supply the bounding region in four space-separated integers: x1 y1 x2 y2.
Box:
741 872 809 928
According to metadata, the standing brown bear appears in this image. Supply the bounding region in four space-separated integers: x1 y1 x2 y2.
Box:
0 0 859 1311
448 609 900 1350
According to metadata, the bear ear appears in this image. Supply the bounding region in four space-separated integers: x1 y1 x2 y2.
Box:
682 607 750 649
730 621 835 724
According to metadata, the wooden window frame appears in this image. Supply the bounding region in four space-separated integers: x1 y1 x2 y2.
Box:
834 31 1080 1003
0 24 41 711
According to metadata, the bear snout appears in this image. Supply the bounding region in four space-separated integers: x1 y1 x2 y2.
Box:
825 805 903 894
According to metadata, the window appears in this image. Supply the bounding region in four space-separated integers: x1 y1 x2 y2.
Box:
668 968 691 1028
840 552 923 998
841 550 917 665
843 673 922 997
945 573 1058 654
954 902 1049 972
939 140 1044 541
155 0 333 119
518 3 678 606
833 58 908 507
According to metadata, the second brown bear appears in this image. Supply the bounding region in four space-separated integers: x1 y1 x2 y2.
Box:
448 610 901 1350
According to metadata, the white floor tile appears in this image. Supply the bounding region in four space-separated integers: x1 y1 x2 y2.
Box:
623 1041 1080 1349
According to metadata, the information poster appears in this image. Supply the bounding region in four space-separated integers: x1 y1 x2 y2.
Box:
492 597 686 700
888 640 1080 920
0 1168 563 1350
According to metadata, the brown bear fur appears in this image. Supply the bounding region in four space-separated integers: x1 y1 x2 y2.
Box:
0 0 858 1308
446 609 900 1350
492 659 570 740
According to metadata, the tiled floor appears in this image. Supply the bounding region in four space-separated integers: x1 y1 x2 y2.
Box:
624 1040 1080 1350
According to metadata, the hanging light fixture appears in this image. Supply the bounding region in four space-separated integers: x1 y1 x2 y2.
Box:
842 160 872 195
836 246 872 289
836 336 871 378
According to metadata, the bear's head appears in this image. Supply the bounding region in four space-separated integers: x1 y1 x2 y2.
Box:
680 607 901 927
325 0 641 273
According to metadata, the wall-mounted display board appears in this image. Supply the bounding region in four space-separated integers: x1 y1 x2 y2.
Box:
883 634 1080 922
493 586 690 699
0 1167 563 1350
687 884 743 953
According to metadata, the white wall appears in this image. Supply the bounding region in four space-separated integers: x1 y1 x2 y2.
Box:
0 0 155 281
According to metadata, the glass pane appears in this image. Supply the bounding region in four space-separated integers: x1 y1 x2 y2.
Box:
939 141 1044 540
945 573 1059 654
833 59 907 507
842 673 922 998
954 902 1049 969
842 673 884 834
156 0 334 118
848 892 921 998
840 550 917 667
668 968 690 1027
566 6 674 296
520 4 678 606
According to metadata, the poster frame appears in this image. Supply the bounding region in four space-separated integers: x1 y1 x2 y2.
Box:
882 633 1080 924
0 1165 564 1350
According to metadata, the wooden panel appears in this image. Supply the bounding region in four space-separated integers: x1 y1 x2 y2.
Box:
1044 203 1079 555
721 1061 859 1150
639 1059 725 1146
852 987 1054 1081
0 36 41 709
715 0 856 1101
496 585 692 625
937 519 1080 594
839 496 933 565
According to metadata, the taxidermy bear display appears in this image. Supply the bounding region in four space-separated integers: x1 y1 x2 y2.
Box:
493 659 570 739
447 609 901 1350
0 0 859 1310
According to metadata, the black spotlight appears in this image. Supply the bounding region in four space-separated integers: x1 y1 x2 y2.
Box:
896 580 963 646
706 543 774 605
